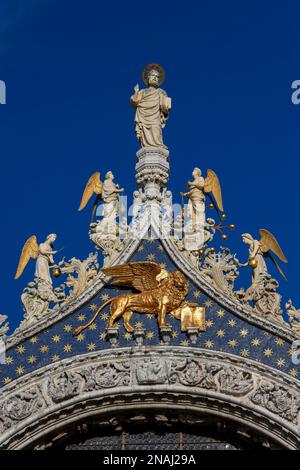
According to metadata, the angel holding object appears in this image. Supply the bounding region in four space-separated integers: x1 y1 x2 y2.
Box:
240 230 288 288
78 171 124 222
181 168 224 234
15 233 60 285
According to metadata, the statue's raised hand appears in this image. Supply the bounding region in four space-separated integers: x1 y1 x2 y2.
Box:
134 83 139 94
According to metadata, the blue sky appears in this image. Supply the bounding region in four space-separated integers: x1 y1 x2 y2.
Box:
0 0 299 330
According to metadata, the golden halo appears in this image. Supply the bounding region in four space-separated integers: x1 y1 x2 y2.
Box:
142 63 165 87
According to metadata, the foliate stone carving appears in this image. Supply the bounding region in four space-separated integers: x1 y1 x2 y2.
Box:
0 386 45 433
251 381 300 424
201 247 239 296
218 366 254 396
80 362 131 390
89 222 125 266
58 252 99 301
286 299 300 334
169 359 221 389
136 358 168 385
47 371 84 403
171 236 200 268
236 274 284 324
0 314 9 338
18 279 65 332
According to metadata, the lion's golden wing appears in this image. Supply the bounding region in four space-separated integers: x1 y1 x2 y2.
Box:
259 229 288 263
78 172 103 211
101 262 162 291
15 235 39 279
204 169 224 212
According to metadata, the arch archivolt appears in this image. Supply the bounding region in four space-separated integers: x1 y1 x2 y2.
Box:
0 346 300 449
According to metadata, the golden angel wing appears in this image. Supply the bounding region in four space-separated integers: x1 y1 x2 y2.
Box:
204 169 224 212
15 235 39 279
101 262 162 292
259 229 288 263
78 172 103 211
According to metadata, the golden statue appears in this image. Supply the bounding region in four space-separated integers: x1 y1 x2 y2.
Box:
131 64 171 148
15 234 58 285
240 229 288 286
78 171 124 221
73 261 189 334
181 168 223 232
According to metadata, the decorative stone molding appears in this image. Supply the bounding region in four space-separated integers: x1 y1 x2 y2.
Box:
135 147 169 202
1 347 300 449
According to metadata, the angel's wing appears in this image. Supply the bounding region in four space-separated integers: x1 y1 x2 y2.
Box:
101 262 162 292
15 235 39 279
204 169 224 212
259 229 288 263
78 172 103 211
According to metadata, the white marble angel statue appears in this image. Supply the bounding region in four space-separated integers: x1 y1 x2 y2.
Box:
181 168 223 233
131 64 171 148
240 230 288 287
15 233 58 285
78 171 124 222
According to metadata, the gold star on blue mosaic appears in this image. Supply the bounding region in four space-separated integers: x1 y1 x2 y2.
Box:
263 348 273 357
16 366 25 375
146 331 155 340
64 324 72 333
123 332 132 341
101 294 110 301
276 358 285 368
216 329 225 338
29 336 38 344
240 349 250 358
289 368 298 378
76 333 85 342
89 303 98 311
240 328 248 337
216 310 225 318
27 355 37 364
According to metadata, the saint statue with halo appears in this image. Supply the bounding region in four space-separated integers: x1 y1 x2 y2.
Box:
131 64 171 148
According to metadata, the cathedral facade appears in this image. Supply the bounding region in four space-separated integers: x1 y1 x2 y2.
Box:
1 65 300 451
